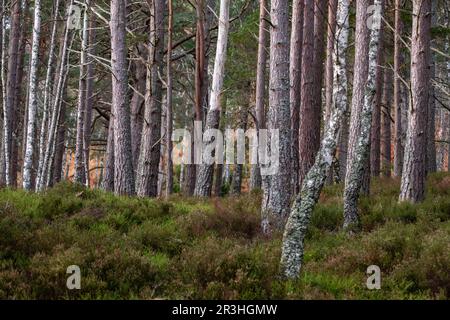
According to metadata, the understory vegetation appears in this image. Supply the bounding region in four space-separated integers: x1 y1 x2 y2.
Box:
0 173 449 300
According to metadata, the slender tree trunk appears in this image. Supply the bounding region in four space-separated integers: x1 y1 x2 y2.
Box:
22 0 42 190
0 0 7 186
37 1 73 191
36 0 60 189
130 43 146 172
280 0 350 279
110 0 135 195
343 0 383 230
289 0 304 193
103 120 115 192
84 18 96 187
231 104 249 195
250 0 268 191
399 0 431 203
426 0 437 174
324 0 338 184
136 0 165 197
166 0 174 197
370 16 385 177
74 0 90 185
213 95 227 196
381 67 392 177
261 0 291 233
393 0 404 177
3 0 21 187
298 0 316 187
52 90 67 185
194 0 230 197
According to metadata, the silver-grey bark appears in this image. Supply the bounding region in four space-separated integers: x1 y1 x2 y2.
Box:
343 0 383 230
280 0 350 278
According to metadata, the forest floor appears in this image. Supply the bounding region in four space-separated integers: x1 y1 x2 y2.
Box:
0 173 449 299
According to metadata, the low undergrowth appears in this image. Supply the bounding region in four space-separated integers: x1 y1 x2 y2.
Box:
0 173 448 299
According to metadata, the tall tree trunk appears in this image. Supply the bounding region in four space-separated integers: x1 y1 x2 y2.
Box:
3 0 21 187
231 104 249 195
289 0 304 193
23 0 42 190
36 0 60 189
399 0 431 203
280 0 350 279
426 0 437 174
393 0 405 177
370 16 385 177
84 18 96 187
74 0 90 185
250 0 268 191
166 0 174 196
298 0 315 187
381 67 392 177
194 0 230 197
261 0 291 233
343 0 383 230
37 0 73 191
136 0 165 197
110 0 135 195
298 0 325 187
324 0 338 184
52 89 67 185
213 94 227 196
130 43 146 172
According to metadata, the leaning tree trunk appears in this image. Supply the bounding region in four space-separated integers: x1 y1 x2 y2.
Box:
289 0 304 194
74 0 90 185
261 0 292 233
343 0 383 230
250 0 268 191
22 0 42 190
194 0 230 197
110 0 135 195
399 0 431 203
280 0 350 279
136 0 165 197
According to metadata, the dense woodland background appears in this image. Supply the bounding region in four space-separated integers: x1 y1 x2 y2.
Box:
0 0 449 299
